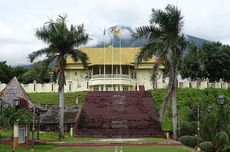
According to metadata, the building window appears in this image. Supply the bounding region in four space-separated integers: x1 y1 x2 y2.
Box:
75 72 77 76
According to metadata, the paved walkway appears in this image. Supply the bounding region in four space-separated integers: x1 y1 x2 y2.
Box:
36 140 182 147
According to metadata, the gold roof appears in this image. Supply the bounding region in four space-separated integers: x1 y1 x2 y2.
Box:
66 46 157 66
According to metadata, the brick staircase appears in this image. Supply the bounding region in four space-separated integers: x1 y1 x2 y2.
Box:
75 89 165 137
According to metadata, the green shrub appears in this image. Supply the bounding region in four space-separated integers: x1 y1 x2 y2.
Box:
223 146 230 152
178 135 198 147
180 121 196 136
200 141 214 152
214 131 229 150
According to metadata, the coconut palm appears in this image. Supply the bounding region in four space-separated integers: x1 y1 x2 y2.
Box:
134 5 188 139
28 15 89 138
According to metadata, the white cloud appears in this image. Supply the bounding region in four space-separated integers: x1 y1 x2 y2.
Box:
0 0 230 65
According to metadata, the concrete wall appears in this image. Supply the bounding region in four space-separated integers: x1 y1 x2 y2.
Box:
0 79 229 93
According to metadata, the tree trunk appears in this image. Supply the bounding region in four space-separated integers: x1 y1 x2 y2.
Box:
172 88 177 139
59 86 65 139
36 116 40 140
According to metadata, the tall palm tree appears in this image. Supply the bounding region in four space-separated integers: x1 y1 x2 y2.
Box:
134 5 188 139
28 15 89 138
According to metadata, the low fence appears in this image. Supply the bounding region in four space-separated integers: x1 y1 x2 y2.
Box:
0 80 229 93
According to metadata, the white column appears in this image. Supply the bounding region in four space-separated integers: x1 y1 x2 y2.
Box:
13 123 19 138
70 127 73 137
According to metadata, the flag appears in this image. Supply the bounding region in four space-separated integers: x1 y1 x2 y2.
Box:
108 26 115 33
114 27 121 36
103 28 106 35
107 26 121 35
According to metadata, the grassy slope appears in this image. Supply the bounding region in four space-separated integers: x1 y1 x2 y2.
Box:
28 91 87 105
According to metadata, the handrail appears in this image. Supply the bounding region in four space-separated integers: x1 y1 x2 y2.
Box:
92 74 130 79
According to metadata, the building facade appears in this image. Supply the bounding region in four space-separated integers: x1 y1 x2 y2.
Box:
64 46 164 91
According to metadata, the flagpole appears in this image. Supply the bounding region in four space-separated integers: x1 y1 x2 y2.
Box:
103 28 106 91
112 34 114 90
119 33 122 90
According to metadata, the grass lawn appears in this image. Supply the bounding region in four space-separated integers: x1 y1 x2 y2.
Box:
2 130 171 143
39 132 172 143
0 145 192 152
0 144 57 152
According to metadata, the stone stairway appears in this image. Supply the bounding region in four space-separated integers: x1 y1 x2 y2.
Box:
75 89 165 137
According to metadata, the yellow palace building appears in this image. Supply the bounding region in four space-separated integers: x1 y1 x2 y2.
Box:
64 46 164 91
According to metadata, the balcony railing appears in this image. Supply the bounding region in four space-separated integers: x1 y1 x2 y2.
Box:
92 74 130 79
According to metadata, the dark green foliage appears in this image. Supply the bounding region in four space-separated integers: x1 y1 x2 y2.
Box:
200 112 218 141
20 61 50 83
0 61 51 84
223 146 230 152
180 121 196 136
200 141 214 152
214 131 229 151
150 88 230 131
202 42 230 82
0 61 13 83
0 106 32 130
181 45 203 80
11 66 28 82
181 42 230 82
178 135 198 147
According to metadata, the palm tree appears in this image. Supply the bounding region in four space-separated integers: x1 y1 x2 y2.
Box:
28 15 89 139
134 5 188 139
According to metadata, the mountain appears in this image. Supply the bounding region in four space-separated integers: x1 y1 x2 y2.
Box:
186 35 209 47
94 25 209 48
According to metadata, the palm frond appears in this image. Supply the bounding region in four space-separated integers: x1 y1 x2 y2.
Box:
70 49 89 68
74 24 90 47
28 48 53 63
135 42 160 64
134 25 161 40
37 55 58 79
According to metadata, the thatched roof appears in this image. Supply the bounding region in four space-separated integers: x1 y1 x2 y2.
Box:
40 105 81 124
0 77 33 108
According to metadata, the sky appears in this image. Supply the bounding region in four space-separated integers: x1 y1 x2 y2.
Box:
1 0 230 66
